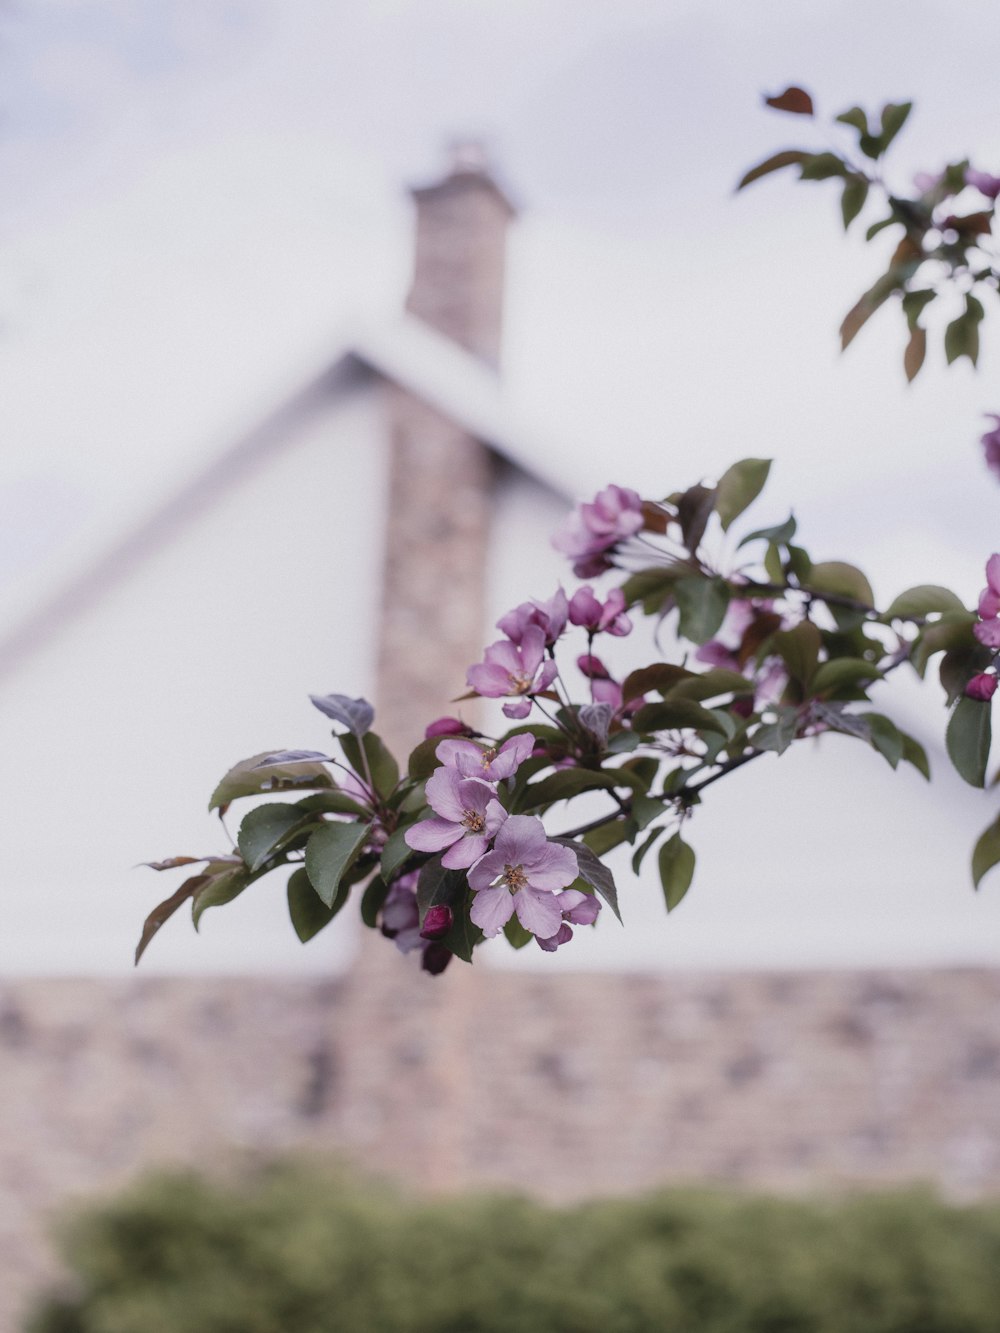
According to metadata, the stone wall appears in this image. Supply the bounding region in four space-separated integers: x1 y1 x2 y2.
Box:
4 965 1000 1326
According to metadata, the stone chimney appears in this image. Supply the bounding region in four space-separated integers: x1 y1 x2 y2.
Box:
405 140 517 369
340 149 519 1191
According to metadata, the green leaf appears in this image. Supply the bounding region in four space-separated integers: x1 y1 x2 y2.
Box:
630 794 666 831
622 662 696 702
715 458 772 531
439 890 483 963
503 915 534 950
904 325 926 382
736 149 809 190
407 736 443 781
738 512 796 549
631 826 664 875
582 821 630 857
771 622 821 689
668 668 753 702
805 561 874 607
972 813 1000 889
884 585 966 620
752 708 798 755
861 712 904 769
945 293 984 367
294 791 371 817
658 833 695 912
380 825 415 882
360 874 389 928
340 731 400 800
799 152 848 181
899 731 931 781
835 106 869 135
676 483 716 554
520 766 645 811
811 657 883 697
549 837 621 923
191 866 251 930
840 176 869 229
877 101 912 154
946 696 992 788
237 803 312 874
620 565 689 612
287 865 346 942
415 856 467 924
901 288 936 331
674 576 731 645
304 821 372 907
866 216 897 241
209 752 336 812
631 699 729 737
910 612 977 677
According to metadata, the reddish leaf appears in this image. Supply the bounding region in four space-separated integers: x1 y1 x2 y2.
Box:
765 86 814 116
904 325 926 382
135 875 209 965
737 149 809 191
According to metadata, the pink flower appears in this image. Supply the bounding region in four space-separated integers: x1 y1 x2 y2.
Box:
981 416 1000 481
381 872 424 954
496 588 568 647
536 888 601 952
974 554 1000 650
436 733 535 782
966 168 1000 199
468 815 579 939
966 672 998 702
552 485 644 578
404 769 507 869
466 626 558 704
568 585 632 636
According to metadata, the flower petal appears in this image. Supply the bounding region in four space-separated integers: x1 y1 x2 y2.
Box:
513 886 563 938
404 818 463 853
470 884 515 937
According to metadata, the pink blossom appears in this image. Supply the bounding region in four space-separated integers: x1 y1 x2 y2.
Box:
981 416 1000 481
913 170 946 196
974 619 1000 649
468 815 579 938
496 588 568 647
568 585 632 636
404 768 507 869
381 872 424 954
974 554 1000 650
577 653 611 679
552 484 644 577
966 672 998 702
436 733 535 781
536 888 601 952
591 677 624 710
966 168 1000 199
466 625 558 702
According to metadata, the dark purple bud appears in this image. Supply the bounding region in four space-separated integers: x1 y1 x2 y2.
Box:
577 653 611 680
425 716 474 739
421 942 453 975
420 904 453 940
966 672 998 702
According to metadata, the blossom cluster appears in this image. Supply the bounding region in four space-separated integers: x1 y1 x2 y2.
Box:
403 734 598 951
968 554 1000 700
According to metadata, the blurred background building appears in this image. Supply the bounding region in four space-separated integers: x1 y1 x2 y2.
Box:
3 2 1000 1323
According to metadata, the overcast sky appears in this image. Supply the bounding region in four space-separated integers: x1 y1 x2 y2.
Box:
3 1 1000 973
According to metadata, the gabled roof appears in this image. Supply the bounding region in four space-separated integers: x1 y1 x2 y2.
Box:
0 313 569 682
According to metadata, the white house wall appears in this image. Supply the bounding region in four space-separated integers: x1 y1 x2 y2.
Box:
0 386 388 974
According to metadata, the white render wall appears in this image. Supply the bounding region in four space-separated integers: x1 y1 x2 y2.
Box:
0 386 389 974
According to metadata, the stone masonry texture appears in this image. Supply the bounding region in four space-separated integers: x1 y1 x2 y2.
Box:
4 968 1000 1326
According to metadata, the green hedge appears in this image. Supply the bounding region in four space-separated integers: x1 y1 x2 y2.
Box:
28 1163 1000 1333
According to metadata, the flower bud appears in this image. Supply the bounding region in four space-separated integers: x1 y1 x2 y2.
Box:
966 672 998 702
425 716 474 739
419 904 453 940
421 942 453 975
